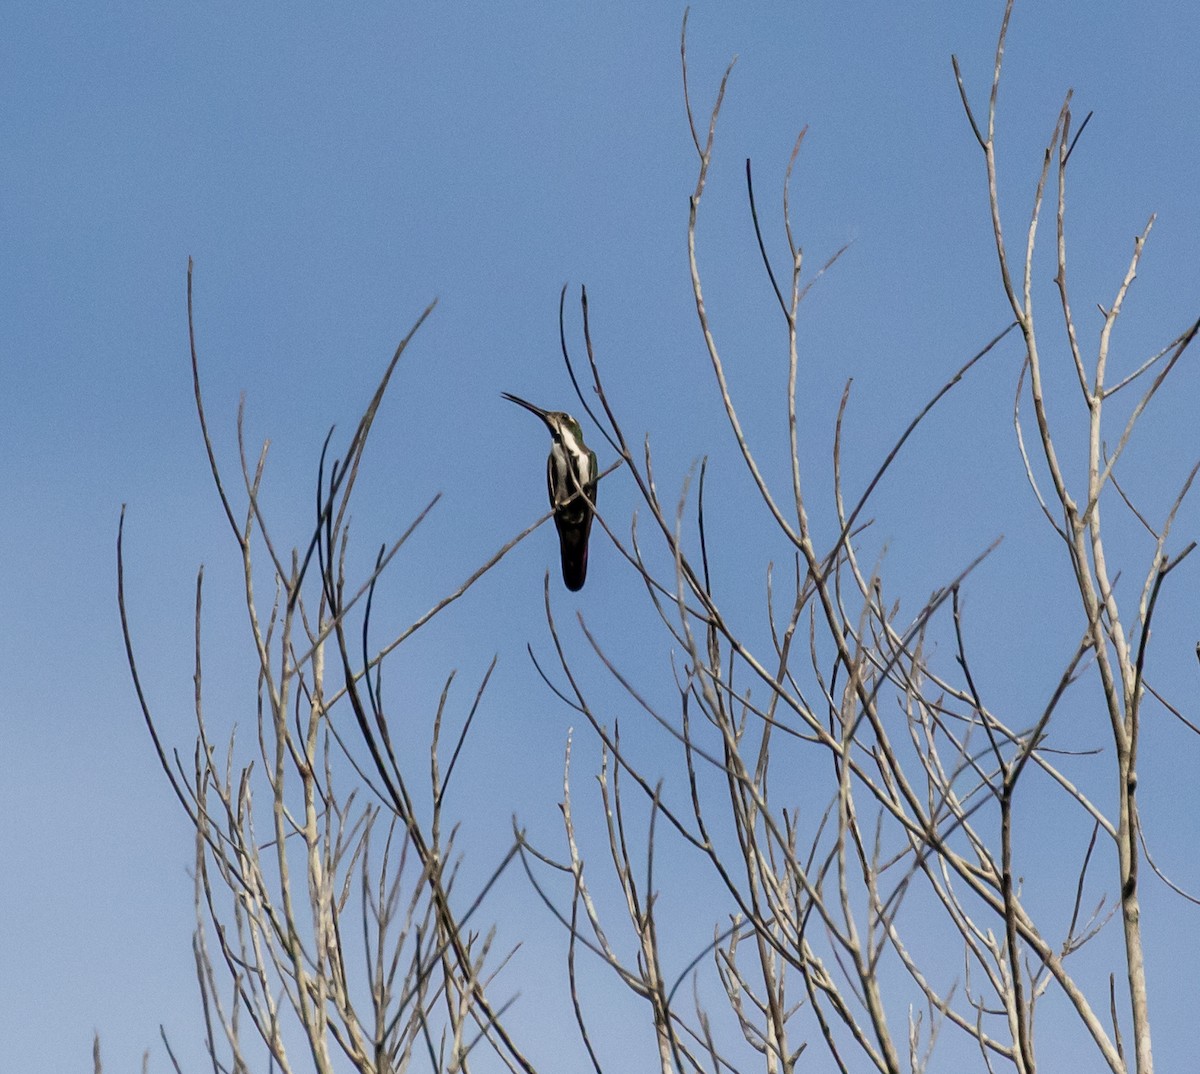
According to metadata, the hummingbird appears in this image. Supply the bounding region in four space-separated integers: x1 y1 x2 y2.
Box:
502 392 598 591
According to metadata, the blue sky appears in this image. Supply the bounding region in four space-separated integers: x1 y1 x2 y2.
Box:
2 2 1199 1071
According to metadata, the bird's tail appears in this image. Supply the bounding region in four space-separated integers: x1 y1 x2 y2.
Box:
557 525 590 591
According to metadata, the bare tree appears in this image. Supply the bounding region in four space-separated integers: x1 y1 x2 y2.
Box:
118 3 1197 1073
515 6 1198 1074
119 269 552 1074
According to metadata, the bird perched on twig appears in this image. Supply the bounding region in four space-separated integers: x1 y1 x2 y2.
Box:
502 392 598 591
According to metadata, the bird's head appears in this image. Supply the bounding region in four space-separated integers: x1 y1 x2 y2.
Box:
502 392 582 445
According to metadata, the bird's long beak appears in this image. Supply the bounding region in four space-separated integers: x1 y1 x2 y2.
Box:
502 391 554 430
